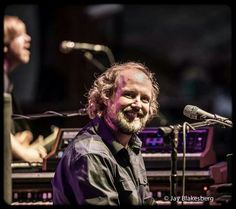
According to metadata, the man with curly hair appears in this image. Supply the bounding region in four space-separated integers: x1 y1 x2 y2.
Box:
52 62 160 205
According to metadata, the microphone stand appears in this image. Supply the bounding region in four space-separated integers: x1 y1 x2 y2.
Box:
83 51 106 72
169 124 181 206
102 46 115 65
160 118 232 205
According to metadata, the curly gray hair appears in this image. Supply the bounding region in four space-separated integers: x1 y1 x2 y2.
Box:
87 61 160 121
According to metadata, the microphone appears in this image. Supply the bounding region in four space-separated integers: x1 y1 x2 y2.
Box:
60 40 107 53
183 105 232 126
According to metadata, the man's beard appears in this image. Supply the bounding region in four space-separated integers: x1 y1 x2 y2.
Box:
113 109 148 134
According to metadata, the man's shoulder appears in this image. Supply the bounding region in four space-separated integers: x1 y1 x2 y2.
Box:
68 131 111 157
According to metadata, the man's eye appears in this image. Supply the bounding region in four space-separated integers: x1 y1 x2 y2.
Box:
142 97 150 103
124 93 132 98
123 91 135 97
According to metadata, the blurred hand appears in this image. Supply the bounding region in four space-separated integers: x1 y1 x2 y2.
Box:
20 144 47 163
11 133 47 163
31 135 44 147
15 130 33 146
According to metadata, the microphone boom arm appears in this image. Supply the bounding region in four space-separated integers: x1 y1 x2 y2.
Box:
158 118 232 136
60 41 115 65
190 119 232 128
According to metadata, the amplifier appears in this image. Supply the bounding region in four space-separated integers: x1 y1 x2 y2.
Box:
139 127 216 169
139 127 211 153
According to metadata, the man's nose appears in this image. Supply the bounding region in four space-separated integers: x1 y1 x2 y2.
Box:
131 97 142 109
25 34 31 42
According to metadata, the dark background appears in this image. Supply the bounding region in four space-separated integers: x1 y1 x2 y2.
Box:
4 4 232 162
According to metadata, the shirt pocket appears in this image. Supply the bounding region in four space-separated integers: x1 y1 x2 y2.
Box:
138 170 148 186
138 170 151 203
120 178 136 192
118 178 140 205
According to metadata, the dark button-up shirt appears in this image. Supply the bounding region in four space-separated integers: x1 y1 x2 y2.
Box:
52 116 156 205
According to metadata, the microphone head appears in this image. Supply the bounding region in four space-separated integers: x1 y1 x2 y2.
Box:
184 104 233 126
60 41 75 53
183 105 199 120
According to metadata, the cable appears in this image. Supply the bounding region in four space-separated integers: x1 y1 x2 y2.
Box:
12 108 88 120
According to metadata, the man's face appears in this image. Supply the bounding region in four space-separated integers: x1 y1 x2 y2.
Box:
105 69 153 134
8 27 31 65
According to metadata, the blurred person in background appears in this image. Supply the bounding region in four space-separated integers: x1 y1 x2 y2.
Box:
4 15 47 163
